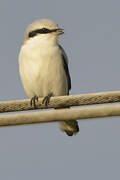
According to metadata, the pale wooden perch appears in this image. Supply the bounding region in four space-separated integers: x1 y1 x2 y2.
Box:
0 104 120 126
0 91 120 113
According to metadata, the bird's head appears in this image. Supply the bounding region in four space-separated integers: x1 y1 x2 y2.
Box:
23 19 64 44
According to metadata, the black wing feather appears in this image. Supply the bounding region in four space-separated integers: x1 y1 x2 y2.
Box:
59 45 71 92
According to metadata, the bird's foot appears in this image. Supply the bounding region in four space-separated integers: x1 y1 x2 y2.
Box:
42 93 53 106
30 95 38 109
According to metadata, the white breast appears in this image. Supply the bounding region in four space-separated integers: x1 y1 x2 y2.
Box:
19 36 68 98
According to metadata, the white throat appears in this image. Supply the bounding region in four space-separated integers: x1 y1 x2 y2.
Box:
25 34 58 48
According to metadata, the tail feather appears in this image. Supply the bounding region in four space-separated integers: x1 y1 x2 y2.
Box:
59 120 79 136
56 107 79 136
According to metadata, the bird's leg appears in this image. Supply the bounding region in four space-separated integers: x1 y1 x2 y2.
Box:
42 93 53 106
30 95 38 109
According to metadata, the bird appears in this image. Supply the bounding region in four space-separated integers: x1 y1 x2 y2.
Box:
18 18 79 136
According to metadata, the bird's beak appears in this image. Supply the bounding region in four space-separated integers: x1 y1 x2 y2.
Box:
56 28 64 35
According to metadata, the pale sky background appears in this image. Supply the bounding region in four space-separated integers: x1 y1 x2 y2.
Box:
0 0 120 179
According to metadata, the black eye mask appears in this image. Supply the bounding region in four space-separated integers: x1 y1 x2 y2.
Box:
28 28 59 38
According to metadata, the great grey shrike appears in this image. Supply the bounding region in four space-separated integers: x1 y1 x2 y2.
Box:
19 18 79 136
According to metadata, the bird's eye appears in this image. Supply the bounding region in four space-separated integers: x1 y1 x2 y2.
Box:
42 28 47 31
41 28 50 33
